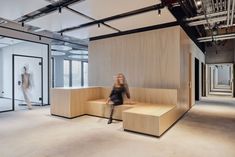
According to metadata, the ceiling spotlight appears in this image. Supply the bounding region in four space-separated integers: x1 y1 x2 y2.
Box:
158 9 161 16
98 23 100 28
58 7 62 13
196 0 202 7
51 50 66 56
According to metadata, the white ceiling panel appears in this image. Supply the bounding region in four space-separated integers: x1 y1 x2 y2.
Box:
0 0 50 20
27 8 92 32
64 24 117 39
106 8 176 31
70 0 161 20
0 37 23 45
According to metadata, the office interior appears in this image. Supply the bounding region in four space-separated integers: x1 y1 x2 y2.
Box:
0 0 235 157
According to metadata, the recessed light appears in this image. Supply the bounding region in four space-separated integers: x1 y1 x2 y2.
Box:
51 50 66 56
68 55 88 59
69 50 88 54
51 45 72 51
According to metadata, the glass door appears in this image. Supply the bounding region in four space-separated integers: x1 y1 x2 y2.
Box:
0 52 13 112
13 55 43 110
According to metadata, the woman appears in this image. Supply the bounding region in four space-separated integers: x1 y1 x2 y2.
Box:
106 73 131 124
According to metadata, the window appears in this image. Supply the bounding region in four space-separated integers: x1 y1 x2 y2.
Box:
72 61 82 87
83 62 88 86
63 60 88 87
51 58 55 88
63 60 70 87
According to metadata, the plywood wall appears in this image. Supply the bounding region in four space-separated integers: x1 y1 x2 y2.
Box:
89 26 180 89
180 29 205 109
88 26 205 110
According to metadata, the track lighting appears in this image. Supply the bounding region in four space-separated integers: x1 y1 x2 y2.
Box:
158 9 161 16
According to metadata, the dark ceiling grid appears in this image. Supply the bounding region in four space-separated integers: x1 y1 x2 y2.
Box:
58 3 165 33
90 21 179 41
0 25 87 48
65 7 121 33
16 0 85 23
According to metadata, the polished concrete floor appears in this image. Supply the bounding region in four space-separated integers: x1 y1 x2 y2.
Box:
0 98 43 112
0 97 235 157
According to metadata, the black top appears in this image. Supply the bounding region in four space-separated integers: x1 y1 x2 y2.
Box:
109 85 130 105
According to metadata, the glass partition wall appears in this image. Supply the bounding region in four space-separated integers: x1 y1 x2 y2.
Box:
0 36 49 112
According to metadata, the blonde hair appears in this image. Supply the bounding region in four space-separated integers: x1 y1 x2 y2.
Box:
113 73 128 87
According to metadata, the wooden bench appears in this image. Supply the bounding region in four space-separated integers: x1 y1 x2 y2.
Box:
51 87 181 136
123 104 177 136
85 99 138 120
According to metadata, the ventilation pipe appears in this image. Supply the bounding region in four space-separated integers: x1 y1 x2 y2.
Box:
227 0 231 26
230 0 235 26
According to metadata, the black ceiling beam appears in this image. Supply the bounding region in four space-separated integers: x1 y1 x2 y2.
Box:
18 0 85 22
0 25 88 48
66 7 121 32
59 3 165 33
90 21 179 41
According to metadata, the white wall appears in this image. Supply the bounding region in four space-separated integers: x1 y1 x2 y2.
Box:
218 66 230 84
0 49 3 97
0 41 49 104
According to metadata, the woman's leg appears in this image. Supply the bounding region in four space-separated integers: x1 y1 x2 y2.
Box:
22 88 32 109
108 102 115 124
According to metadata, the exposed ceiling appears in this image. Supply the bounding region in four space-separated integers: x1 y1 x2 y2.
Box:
167 0 235 43
0 0 176 41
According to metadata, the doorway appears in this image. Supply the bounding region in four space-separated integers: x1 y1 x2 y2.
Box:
195 58 200 101
201 62 206 97
13 55 43 110
207 63 233 96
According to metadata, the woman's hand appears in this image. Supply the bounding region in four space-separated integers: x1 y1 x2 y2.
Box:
105 98 110 104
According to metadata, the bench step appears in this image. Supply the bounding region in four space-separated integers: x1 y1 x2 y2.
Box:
122 105 177 136
86 99 137 120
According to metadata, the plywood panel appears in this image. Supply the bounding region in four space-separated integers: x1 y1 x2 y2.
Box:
101 87 178 105
180 29 205 106
88 26 181 89
50 89 71 117
179 29 205 108
50 87 102 118
123 104 177 136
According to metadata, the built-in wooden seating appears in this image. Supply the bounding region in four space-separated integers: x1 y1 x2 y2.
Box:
85 99 138 120
123 104 177 136
51 87 180 136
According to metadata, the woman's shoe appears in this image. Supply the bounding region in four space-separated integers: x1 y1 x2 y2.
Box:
107 118 112 124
